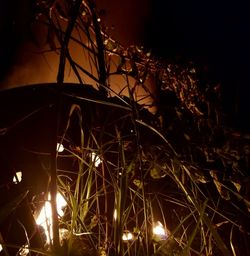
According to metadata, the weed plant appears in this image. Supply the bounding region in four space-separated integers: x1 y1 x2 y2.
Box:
0 1 249 256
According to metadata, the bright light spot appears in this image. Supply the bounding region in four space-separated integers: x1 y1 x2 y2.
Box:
113 209 117 220
57 143 64 153
91 152 102 167
152 221 168 241
18 245 29 256
122 230 133 241
13 171 22 184
36 193 67 243
59 228 69 245
153 221 165 235
0 244 2 252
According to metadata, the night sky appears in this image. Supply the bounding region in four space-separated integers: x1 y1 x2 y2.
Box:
143 0 250 131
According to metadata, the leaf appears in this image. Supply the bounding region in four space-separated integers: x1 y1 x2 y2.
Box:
214 180 230 200
104 38 118 52
133 179 144 189
150 167 161 179
184 133 191 141
231 180 241 192
215 220 229 228
150 167 166 179
89 215 98 230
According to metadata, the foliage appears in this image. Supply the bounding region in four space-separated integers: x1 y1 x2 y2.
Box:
0 0 249 256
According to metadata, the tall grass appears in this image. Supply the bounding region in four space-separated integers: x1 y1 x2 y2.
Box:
0 0 249 255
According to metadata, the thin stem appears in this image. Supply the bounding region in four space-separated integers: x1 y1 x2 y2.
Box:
87 0 108 96
57 0 83 84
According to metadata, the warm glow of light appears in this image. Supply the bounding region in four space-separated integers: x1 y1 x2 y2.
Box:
13 171 22 184
57 143 64 153
152 221 168 240
122 231 133 241
36 193 67 243
0 245 2 252
18 245 29 256
113 209 117 220
91 152 102 167
59 228 69 245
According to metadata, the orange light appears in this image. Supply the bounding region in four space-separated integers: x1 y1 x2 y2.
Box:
152 221 168 241
36 193 67 243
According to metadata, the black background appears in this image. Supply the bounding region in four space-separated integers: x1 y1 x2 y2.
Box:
144 0 250 131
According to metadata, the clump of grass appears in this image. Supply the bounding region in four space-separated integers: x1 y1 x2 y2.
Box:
0 0 249 255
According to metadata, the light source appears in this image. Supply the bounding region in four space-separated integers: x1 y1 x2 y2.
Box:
90 152 102 167
36 192 67 244
113 209 117 220
57 143 64 153
13 171 22 184
122 230 134 242
152 221 168 242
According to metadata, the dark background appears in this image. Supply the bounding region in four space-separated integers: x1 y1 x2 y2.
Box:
143 0 250 131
